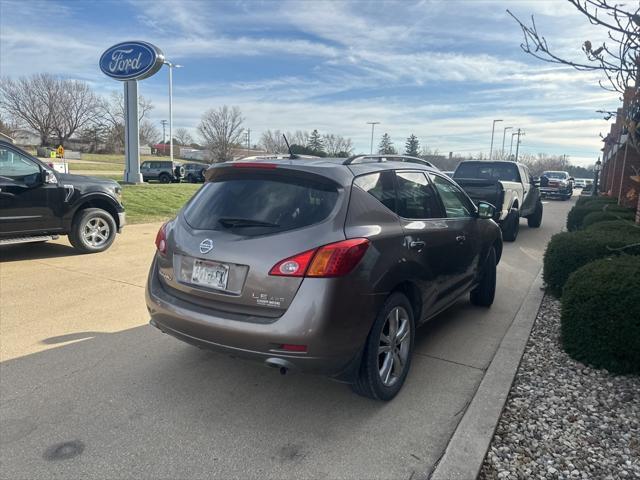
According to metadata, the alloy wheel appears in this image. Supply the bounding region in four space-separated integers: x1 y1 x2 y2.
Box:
82 217 110 247
378 306 411 387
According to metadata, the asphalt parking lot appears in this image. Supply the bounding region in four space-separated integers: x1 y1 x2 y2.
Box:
0 197 574 480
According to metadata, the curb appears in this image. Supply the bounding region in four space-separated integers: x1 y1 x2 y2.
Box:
430 270 545 480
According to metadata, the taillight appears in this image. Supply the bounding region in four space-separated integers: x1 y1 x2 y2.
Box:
269 248 316 277
155 222 168 255
269 238 369 278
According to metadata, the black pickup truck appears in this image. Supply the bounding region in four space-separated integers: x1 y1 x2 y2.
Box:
452 160 543 242
0 140 125 253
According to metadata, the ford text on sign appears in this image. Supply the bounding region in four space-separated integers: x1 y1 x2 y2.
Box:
99 41 165 81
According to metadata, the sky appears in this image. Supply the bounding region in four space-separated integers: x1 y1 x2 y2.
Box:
0 0 625 166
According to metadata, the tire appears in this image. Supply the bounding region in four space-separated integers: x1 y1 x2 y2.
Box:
351 292 415 401
159 173 171 184
68 208 117 254
470 247 496 307
527 201 543 228
502 209 520 242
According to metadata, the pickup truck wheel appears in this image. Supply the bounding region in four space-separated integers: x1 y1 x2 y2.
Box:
527 201 543 228
69 208 117 254
159 173 171 184
352 292 414 401
470 247 496 307
502 209 520 242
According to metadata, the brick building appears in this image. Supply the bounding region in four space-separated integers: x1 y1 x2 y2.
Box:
600 87 640 223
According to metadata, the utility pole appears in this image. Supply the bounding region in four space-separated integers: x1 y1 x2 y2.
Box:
160 120 168 143
367 121 380 154
163 61 183 163
514 128 524 162
489 119 503 160
245 129 251 156
509 132 517 159
501 126 512 159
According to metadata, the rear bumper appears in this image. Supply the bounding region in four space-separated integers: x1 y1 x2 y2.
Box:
145 256 382 380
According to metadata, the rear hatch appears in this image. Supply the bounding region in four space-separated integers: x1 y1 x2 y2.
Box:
157 164 349 320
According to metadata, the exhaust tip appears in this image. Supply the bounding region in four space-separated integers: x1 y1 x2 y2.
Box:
279 367 288 375
265 357 296 374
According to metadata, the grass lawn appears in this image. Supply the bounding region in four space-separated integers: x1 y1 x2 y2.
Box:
81 153 172 164
122 183 201 224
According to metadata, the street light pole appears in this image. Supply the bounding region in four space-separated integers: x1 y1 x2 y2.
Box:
489 119 502 160
593 157 602 197
367 122 380 154
501 126 512 159
164 61 183 163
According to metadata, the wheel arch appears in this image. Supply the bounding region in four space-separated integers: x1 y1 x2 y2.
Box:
65 195 121 231
389 281 422 324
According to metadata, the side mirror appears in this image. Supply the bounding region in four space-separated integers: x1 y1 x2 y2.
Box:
569 177 575 182
477 201 496 220
43 169 57 184
540 176 549 187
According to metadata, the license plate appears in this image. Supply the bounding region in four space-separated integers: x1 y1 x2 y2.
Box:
190 259 229 290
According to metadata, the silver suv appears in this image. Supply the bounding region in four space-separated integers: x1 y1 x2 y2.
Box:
146 156 502 400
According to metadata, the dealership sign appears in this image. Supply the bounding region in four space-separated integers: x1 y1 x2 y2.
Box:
99 41 165 81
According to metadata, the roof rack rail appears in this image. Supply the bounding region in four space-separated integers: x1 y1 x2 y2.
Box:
343 154 434 168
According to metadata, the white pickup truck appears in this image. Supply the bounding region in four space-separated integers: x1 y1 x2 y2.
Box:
452 161 543 242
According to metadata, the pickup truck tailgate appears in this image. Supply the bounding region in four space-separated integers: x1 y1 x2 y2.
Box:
453 178 504 212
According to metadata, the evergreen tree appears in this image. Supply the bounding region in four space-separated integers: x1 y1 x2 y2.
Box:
405 134 419 156
307 129 324 153
378 133 396 154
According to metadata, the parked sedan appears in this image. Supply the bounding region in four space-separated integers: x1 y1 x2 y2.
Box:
146 155 502 400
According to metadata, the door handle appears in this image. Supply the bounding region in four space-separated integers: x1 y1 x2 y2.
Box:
456 235 466 243
409 240 425 250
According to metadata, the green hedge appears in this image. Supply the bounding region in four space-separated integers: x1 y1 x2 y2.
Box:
582 210 636 228
567 202 634 231
587 220 640 236
543 229 640 297
575 196 617 208
561 256 640 374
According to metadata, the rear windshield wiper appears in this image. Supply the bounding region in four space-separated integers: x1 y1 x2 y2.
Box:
218 217 280 228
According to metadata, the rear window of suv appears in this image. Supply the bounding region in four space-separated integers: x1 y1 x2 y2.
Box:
454 162 520 182
183 172 339 236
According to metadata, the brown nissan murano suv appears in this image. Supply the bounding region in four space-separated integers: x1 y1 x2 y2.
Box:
146 155 502 400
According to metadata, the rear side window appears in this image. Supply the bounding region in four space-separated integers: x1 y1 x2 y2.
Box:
395 171 443 219
184 173 339 236
454 162 520 182
353 171 396 212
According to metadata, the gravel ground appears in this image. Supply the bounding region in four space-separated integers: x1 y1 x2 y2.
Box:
480 295 640 480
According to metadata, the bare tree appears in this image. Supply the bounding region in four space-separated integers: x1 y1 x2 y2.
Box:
198 105 244 162
259 129 289 153
290 130 310 146
509 0 640 150
51 80 100 146
322 133 354 156
97 91 155 151
0 74 58 145
174 127 193 146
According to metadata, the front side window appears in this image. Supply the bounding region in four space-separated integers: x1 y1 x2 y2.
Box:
431 174 473 218
354 171 396 212
0 147 40 180
395 171 443 219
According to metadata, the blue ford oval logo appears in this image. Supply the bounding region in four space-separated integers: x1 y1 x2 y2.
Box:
200 239 214 254
99 41 165 81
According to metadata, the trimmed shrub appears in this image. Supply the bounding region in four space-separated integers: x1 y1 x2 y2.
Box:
582 210 636 228
575 196 617 208
567 202 634 231
561 256 640 374
586 220 640 236
543 229 640 297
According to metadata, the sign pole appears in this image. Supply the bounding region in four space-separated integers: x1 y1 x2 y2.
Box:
123 80 142 184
